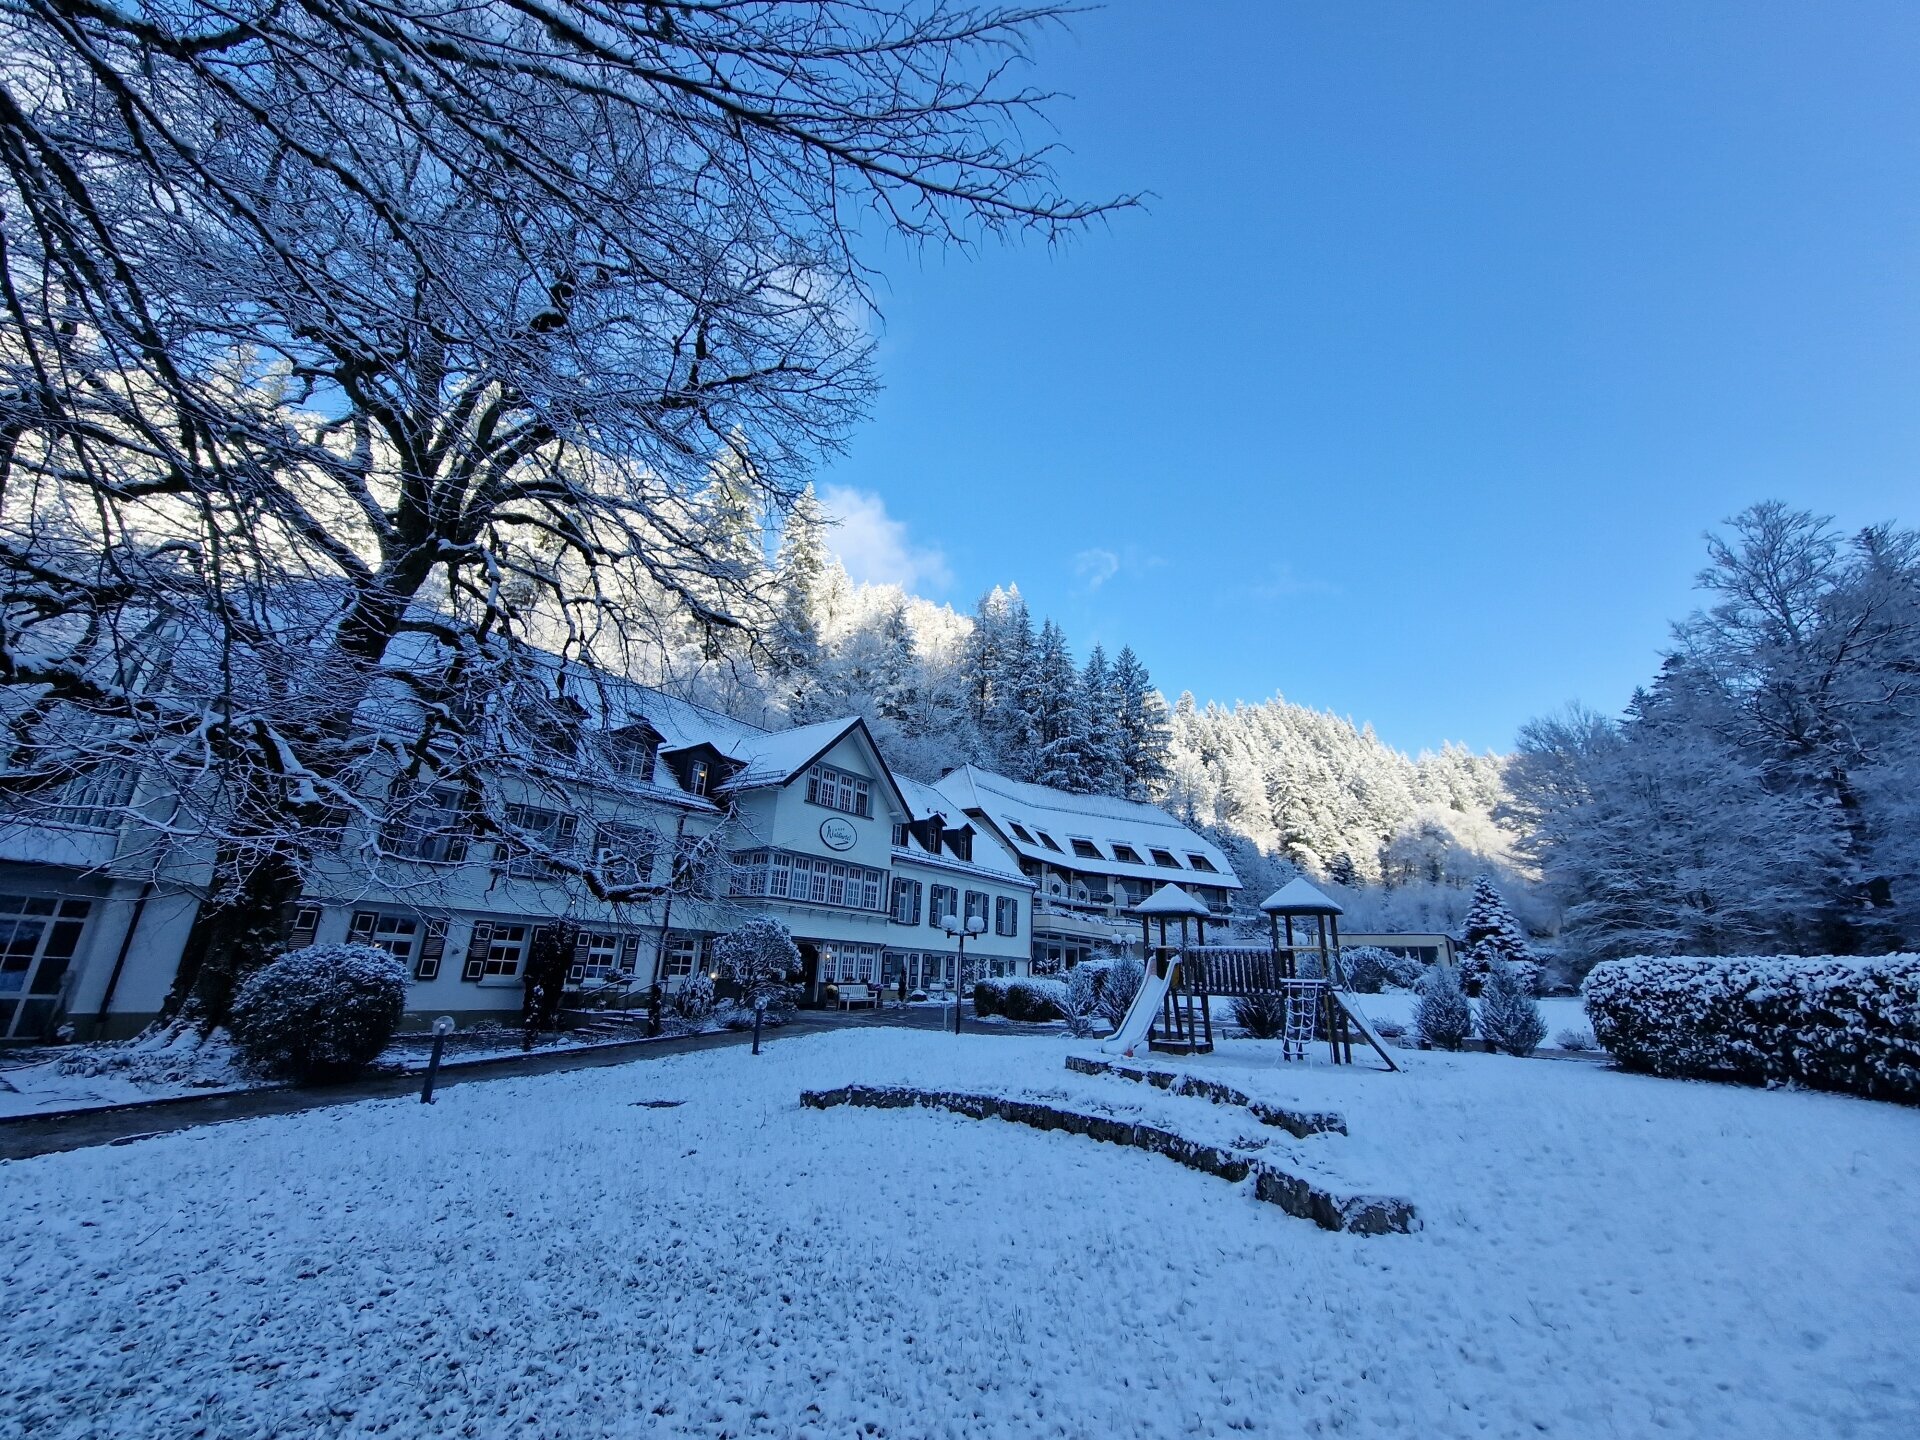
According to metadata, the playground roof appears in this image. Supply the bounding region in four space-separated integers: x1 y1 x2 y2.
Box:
1133 883 1214 918
1260 877 1345 915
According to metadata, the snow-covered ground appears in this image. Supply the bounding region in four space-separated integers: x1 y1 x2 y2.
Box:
6 1029 1917 1438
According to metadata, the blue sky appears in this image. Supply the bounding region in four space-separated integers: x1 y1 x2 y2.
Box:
810 1 1920 755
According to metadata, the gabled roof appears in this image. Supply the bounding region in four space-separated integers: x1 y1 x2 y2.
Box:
716 715 911 819
1260 877 1344 915
931 765 1243 891
893 775 1028 883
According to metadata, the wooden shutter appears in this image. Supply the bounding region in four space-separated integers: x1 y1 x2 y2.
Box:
415 919 447 981
348 911 377 943
462 921 494 981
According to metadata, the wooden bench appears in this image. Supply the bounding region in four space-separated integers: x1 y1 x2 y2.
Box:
834 983 881 1010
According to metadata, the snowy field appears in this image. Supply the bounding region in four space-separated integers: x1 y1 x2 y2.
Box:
6 1029 1917 1440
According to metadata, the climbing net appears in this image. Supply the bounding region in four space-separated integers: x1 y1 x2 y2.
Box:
1280 979 1325 1061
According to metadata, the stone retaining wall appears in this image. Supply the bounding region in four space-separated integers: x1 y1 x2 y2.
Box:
800 1083 1416 1235
1063 1055 1347 1137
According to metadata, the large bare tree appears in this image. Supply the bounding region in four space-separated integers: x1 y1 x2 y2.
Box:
0 0 1128 1020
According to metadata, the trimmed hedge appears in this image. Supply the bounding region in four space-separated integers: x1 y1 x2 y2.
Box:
1583 954 1920 1104
974 976 1068 1022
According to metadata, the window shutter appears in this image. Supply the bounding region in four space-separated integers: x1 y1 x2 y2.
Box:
557 815 580 855
462 921 493 981
348 911 377 942
912 882 923 926
619 935 640 975
416 919 447 980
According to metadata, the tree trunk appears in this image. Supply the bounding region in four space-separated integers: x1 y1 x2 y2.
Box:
752 1004 763 1056
162 840 305 1030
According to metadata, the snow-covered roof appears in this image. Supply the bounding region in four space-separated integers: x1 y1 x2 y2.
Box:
893 775 1029 884
1260 877 1344 915
1133 883 1213 918
931 765 1243 891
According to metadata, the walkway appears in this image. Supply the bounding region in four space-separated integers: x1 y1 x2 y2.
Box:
1 1005 955 1162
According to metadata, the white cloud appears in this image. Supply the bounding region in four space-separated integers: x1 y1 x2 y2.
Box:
1074 548 1121 590
819 485 953 593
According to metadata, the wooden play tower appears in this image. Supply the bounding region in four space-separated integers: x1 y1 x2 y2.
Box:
1131 883 1215 1055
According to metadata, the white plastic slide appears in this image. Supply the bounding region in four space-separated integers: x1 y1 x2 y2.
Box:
1330 991 1401 1072
1100 960 1175 1056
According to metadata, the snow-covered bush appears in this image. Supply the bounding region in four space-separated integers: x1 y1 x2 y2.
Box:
1060 965 1101 1037
227 943 408 1081
1554 1026 1596 1052
1095 958 1145 1025
1414 965 1472 1051
1343 946 1423 994
1477 961 1548 1056
971 976 1009 1017
670 971 716 1025
1231 990 1289 1039
1583 954 1920 1103
712 919 801 1054
1001 978 1068 1023
1373 1018 1407 1039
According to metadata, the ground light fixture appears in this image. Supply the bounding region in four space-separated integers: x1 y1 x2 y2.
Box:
941 914 987 1035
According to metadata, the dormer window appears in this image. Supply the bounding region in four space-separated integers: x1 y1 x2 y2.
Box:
1008 822 1036 846
601 727 659 781
1112 844 1143 865
1150 848 1181 868
944 829 972 863
1069 838 1102 861
1034 830 1063 853
1186 853 1219 873
688 759 711 796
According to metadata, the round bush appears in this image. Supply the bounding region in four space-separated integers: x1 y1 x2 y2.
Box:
971 976 1008 1017
1344 946 1423 994
672 971 717 1024
1231 990 1290 1039
228 942 409 1081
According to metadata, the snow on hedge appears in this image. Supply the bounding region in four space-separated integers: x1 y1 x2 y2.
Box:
228 943 409 1081
1583 953 1920 1103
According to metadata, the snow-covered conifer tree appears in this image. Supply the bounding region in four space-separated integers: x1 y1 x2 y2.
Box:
1458 875 1539 995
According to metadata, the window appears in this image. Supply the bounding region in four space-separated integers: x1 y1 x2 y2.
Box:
995 896 1019 937
687 758 711 796
499 804 580 878
929 884 958 928
890 878 923 925
1111 844 1143 865
663 933 703 979
1069 837 1102 861
964 890 989 929
44 764 138 829
1007 822 1036 846
731 850 886 911
1034 830 1063 853
386 784 472 864
672 834 718 896
600 728 658 781
356 913 450 981
0 895 91 1040
1149 848 1181 868
822 943 882 984
461 920 531 981
570 931 642 984
945 830 972 863
805 763 871 817
288 906 320 948
1186 853 1219 873
595 822 659 887
892 823 910 848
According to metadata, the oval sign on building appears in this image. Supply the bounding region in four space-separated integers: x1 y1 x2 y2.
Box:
818 816 858 852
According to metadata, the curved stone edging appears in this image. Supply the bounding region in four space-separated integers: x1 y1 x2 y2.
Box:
800 1084 1417 1235
1064 1055 1347 1137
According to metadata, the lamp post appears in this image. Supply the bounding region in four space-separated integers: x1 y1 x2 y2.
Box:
942 913 987 1034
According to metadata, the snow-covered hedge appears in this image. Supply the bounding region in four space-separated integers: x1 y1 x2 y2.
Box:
1582 954 1920 1103
228 943 409 1081
1343 946 1424 994
975 977 1068 1022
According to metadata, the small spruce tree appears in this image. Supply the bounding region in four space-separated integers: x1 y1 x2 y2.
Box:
1458 874 1538 996
1477 961 1548 1056
1414 964 1472 1051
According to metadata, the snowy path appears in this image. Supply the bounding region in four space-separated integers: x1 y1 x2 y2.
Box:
4 1030 1916 1439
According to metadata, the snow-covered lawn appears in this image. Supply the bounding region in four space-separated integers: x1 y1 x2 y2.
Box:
6 1029 1917 1439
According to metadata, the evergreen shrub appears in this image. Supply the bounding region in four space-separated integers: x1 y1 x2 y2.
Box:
1583 954 1920 1103
1344 946 1424 993
228 943 409 1081
1414 965 1472 1051
1477 961 1548 1056
971 977 1008 1017
1001 978 1068 1023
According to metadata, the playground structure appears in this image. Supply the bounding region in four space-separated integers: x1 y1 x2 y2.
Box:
1101 878 1399 1070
